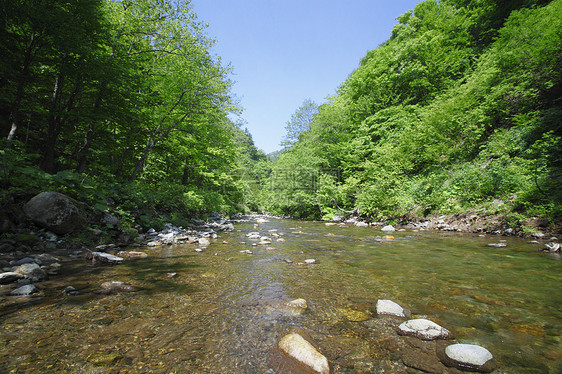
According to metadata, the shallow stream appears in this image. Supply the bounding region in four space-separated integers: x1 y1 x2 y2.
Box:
0 218 560 373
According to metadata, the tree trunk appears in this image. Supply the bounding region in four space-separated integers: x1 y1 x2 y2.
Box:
76 82 107 173
7 30 36 141
41 74 64 173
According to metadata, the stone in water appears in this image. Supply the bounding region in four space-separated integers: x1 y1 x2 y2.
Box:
398 319 451 340
278 333 330 374
376 299 406 317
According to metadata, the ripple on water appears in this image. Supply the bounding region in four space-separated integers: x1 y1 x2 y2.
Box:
0 219 560 373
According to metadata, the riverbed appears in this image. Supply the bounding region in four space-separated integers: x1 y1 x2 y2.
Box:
0 217 560 373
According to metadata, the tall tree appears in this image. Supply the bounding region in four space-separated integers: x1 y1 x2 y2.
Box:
280 99 318 147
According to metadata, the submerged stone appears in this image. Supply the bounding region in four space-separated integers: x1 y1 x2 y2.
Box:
338 308 371 322
278 333 330 374
285 298 308 315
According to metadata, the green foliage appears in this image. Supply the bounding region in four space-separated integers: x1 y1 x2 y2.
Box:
0 0 262 229
260 0 562 228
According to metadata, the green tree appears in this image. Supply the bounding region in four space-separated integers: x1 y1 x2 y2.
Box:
280 99 318 147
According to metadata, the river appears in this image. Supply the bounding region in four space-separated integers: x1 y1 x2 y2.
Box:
0 217 560 373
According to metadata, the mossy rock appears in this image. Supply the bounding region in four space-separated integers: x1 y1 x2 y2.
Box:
86 352 121 366
337 308 371 322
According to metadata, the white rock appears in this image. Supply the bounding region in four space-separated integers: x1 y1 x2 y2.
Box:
355 222 369 227
444 344 494 369
304 259 316 264
256 218 269 223
88 252 124 264
0 272 24 284
398 319 451 340
194 248 203 253
198 238 210 246
278 333 330 374
381 225 396 232
376 299 405 317
486 243 507 248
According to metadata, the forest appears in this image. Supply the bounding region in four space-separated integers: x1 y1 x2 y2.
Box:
1 0 561 236
261 0 562 234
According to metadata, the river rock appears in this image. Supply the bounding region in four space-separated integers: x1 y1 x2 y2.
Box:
10 284 38 296
0 242 15 252
246 232 261 240
398 319 451 340
198 237 211 247
543 242 561 253
338 308 371 322
97 281 137 294
486 243 507 248
381 225 396 232
116 251 148 259
285 298 308 315
355 222 369 227
62 286 79 295
440 344 496 373
12 257 38 266
376 299 406 317
278 333 330 374
0 272 24 284
86 252 124 264
15 263 48 281
304 259 316 264
34 253 59 265
23 191 86 234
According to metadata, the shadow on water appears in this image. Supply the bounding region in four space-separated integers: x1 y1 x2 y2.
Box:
0 253 203 319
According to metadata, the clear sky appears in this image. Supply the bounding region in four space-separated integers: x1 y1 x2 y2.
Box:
191 0 421 154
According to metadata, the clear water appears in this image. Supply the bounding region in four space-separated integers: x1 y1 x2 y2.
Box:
0 218 560 373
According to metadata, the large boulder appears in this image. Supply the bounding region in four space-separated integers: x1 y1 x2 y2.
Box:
24 192 86 234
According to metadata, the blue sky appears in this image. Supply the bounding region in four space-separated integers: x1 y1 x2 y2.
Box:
191 0 421 154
